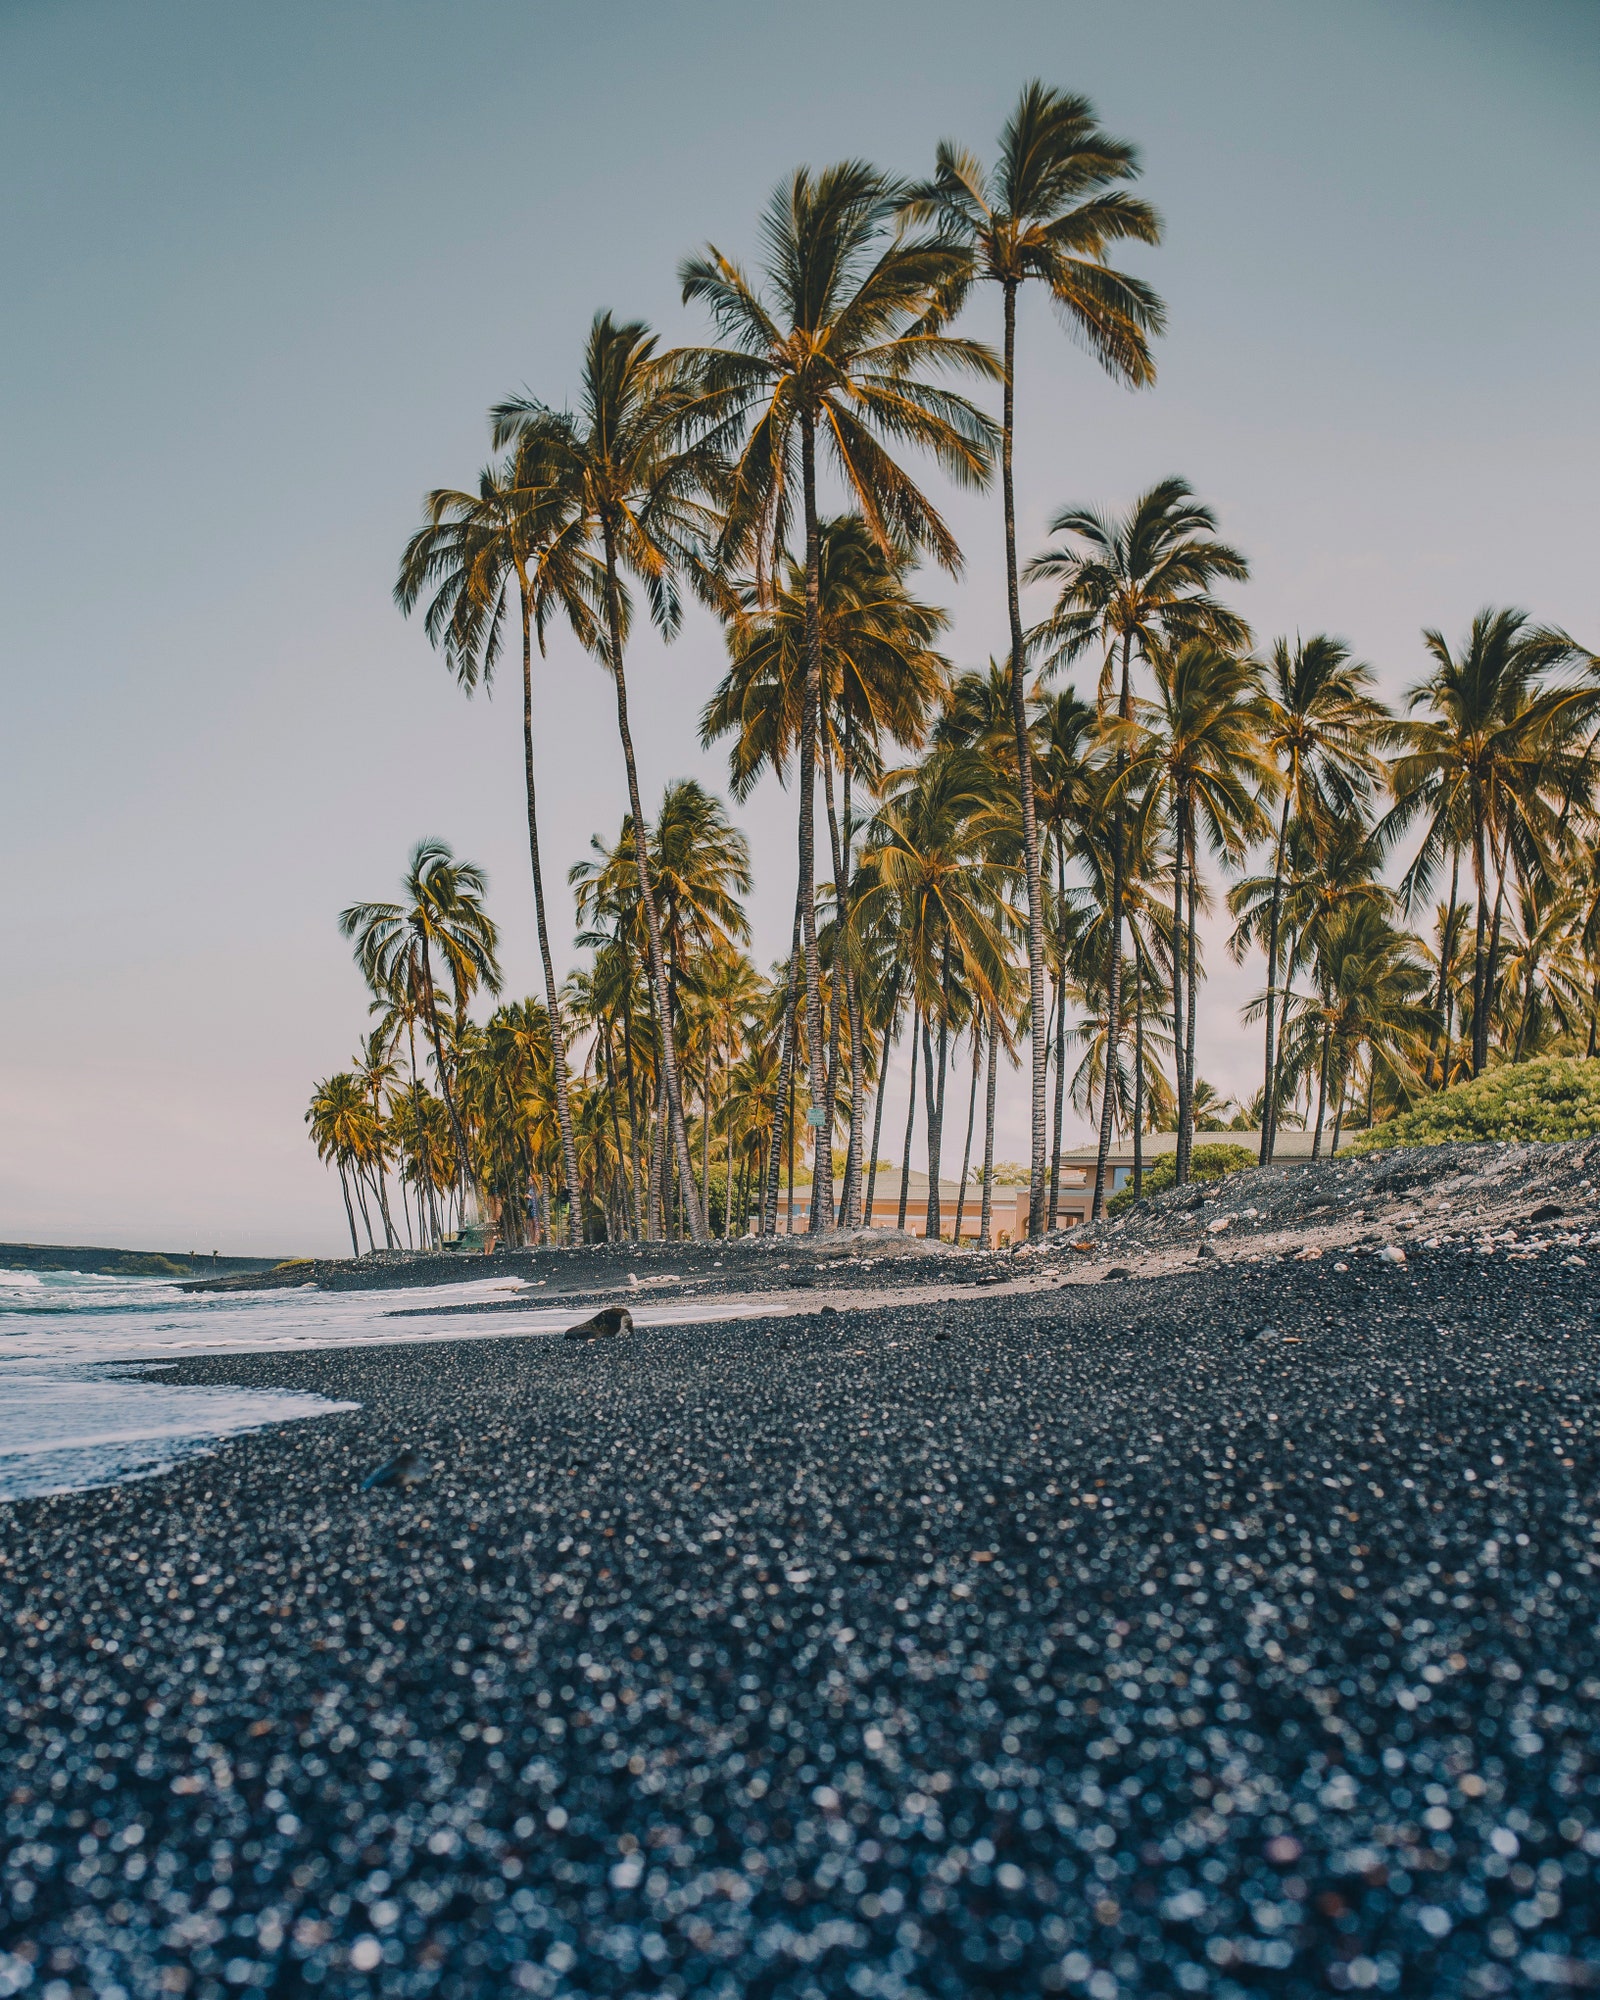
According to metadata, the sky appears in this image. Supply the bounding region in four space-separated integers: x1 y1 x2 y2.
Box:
1 0 1596 1255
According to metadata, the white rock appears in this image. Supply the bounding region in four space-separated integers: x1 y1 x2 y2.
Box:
1207 1216 1233 1234
1378 1245 1406 1264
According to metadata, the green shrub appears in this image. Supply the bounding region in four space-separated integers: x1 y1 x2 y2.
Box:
1107 1141 1257 1214
1350 1055 1600 1152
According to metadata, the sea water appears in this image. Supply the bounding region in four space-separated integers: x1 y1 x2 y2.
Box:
0 1266 806 1500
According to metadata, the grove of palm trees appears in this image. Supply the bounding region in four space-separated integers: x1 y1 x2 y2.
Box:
307 84 1597 1257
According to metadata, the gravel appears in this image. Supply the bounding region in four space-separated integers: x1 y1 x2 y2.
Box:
6 1214 1600 1996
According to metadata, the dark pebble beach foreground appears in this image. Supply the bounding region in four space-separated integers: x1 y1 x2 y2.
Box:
6 1238 1600 1998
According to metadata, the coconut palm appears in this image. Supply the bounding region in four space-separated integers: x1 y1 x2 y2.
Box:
1122 643 1271 1179
306 1073 376 1258
902 82 1164 1238
1233 635 1387 1160
1385 608 1591 1076
395 442 602 1243
702 515 951 1221
678 160 999 1229
1027 477 1249 1215
491 313 721 1240
339 840 502 1206
351 1027 401 1250
859 746 1018 1238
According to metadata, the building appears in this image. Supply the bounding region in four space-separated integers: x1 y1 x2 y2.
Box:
770 1129 1318 1240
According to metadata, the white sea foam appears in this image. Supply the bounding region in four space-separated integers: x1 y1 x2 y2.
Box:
0 1265 812 1499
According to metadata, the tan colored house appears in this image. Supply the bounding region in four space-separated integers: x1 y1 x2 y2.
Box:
771 1129 1316 1241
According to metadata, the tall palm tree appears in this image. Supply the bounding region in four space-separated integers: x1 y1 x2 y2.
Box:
1123 642 1270 1179
903 82 1164 1237
1385 608 1590 1076
702 515 951 1221
395 442 601 1244
491 314 722 1239
351 1027 401 1250
859 746 1017 1239
1026 477 1248 1215
1240 635 1385 1161
340 840 501 1207
306 1073 377 1258
678 160 999 1229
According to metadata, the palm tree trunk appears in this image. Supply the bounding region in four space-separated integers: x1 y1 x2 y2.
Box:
1092 632 1135 1217
605 1019 638 1241
822 729 867 1227
954 1022 981 1243
1311 1025 1330 1157
1048 966 1068 1228
1049 834 1070 1228
1483 833 1511 1060
418 945 476 1208
1430 847 1461 1089
1000 278 1049 1241
1364 1052 1378 1131
785 1063 797 1234
842 732 866 1227
1132 950 1146 1201
336 1160 361 1259
599 517 706 1240
797 410 835 1232
1170 799 1189 1185
922 1013 942 1241
517 589 583 1243
647 1072 667 1242
897 1014 920 1233
1331 1065 1348 1154
1260 791 1291 1165
352 1167 378 1255
404 1019 441 1248
1181 848 1200 1182
619 963 643 1238
809 975 842 1236
864 969 902 1230
1470 800 1490 1077
980 1006 998 1248
762 905 804 1235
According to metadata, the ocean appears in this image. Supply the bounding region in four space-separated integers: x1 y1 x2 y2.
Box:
0 1266 796 1501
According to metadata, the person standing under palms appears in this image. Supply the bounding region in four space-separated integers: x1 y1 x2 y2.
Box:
903 82 1164 1237
492 315 722 1240
1027 476 1247 1215
395 442 600 1244
676 161 998 1231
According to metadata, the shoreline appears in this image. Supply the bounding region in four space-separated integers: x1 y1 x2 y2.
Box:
7 1215 1600 1992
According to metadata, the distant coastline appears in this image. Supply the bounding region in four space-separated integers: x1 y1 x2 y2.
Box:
0 1241 290 1280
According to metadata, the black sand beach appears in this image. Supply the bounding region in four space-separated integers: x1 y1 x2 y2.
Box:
7 1185 1600 1997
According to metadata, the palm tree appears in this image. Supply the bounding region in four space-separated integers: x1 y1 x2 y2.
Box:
395 442 602 1244
339 839 501 1208
351 1027 401 1250
859 746 1017 1239
1123 642 1271 1180
678 160 999 1229
1240 635 1386 1161
1026 477 1248 1215
1385 609 1591 1075
306 1073 375 1258
903 82 1164 1238
702 514 952 1222
1303 905 1431 1152
491 313 720 1240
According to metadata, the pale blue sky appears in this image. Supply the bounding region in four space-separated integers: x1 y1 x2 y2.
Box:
2 0 1596 1252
